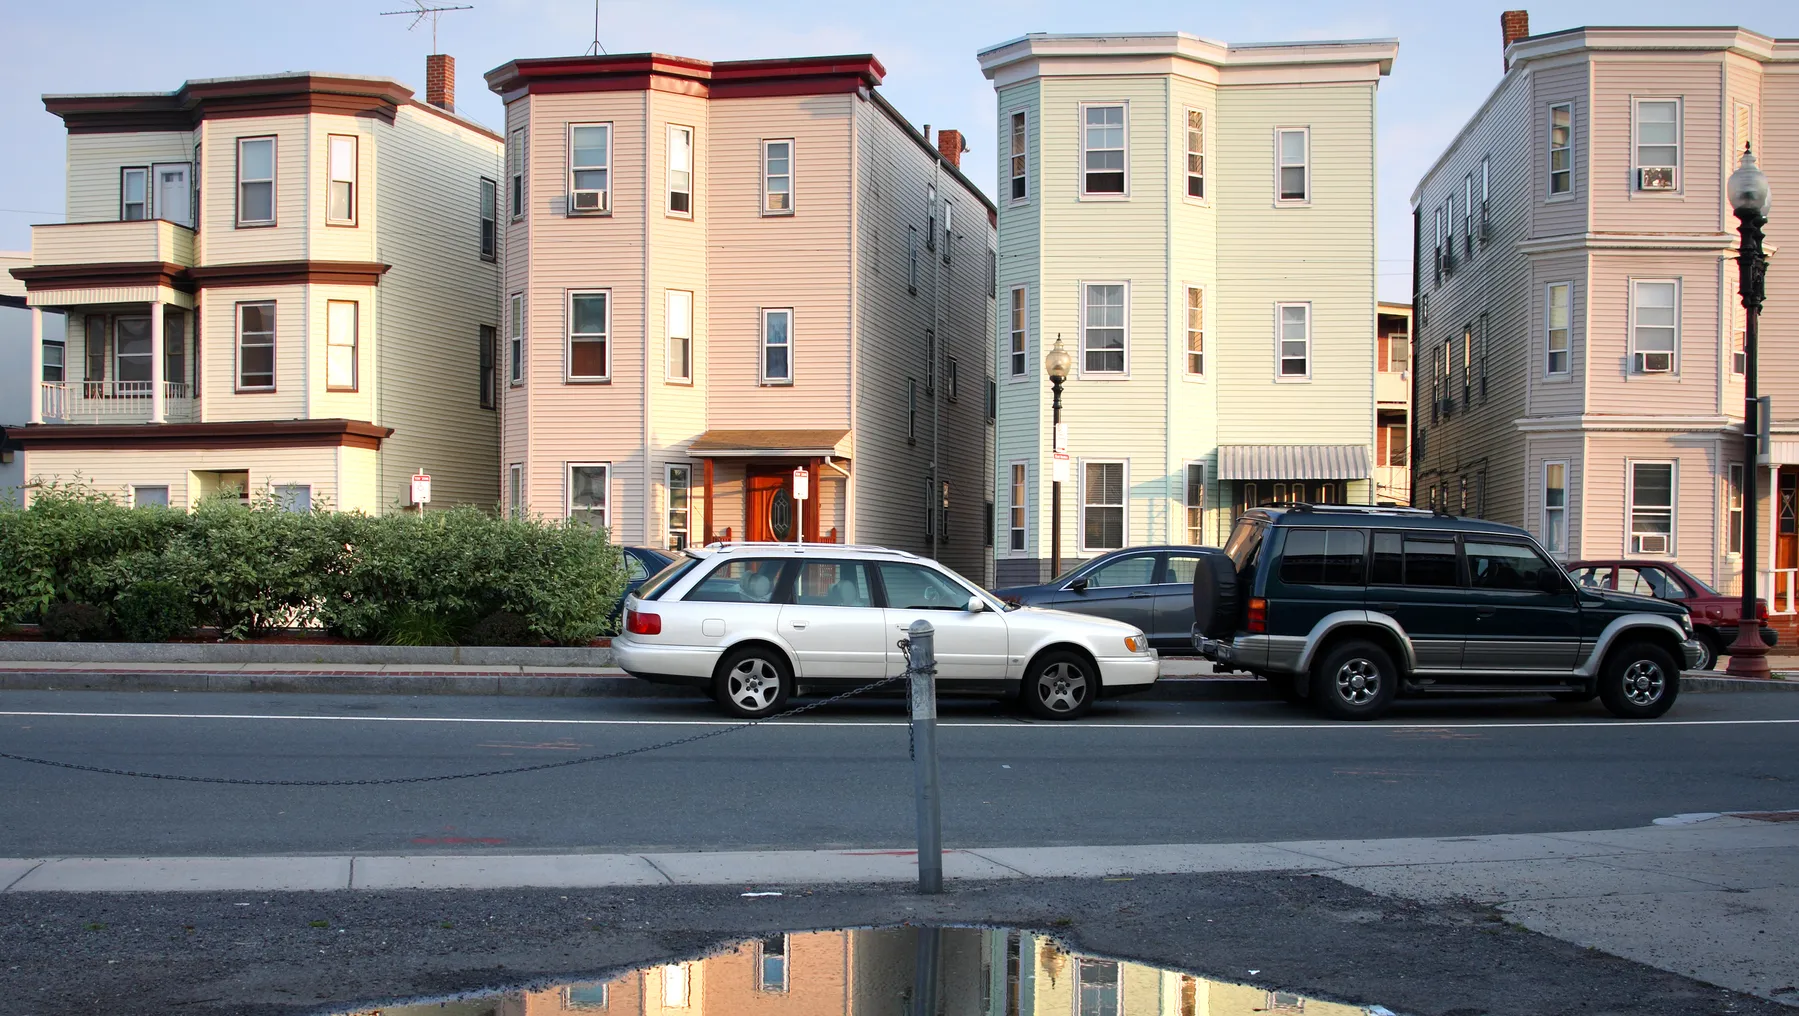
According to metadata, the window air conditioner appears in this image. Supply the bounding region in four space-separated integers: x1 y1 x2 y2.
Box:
571 189 608 213
1639 167 1675 191
1635 352 1673 374
1636 534 1669 555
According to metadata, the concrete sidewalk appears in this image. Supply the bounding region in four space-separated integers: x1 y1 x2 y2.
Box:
6 812 1795 1003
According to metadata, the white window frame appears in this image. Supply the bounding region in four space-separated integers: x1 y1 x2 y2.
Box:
761 307 793 385
1479 155 1491 240
508 292 524 385
1008 110 1028 204
666 124 693 218
236 136 276 227
508 127 526 220
1183 284 1205 378
907 226 919 294
566 289 612 382
1079 459 1128 554
1184 461 1206 544
479 177 498 261
1007 286 1027 379
1628 278 1679 375
568 123 612 216
1007 461 1028 555
761 138 794 216
326 133 357 226
665 463 692 551
756 935 789 993
666 289 693 383
1632 97 1682 193
943 201 954 261
1543 460 1568 556
325 299 357 392
1274 302 1311 381
1730 275 1747 376
1545 282 1571 375
235 300 276 392
1078 102 1129 199
1627 459 1676 556
1079 281 1128 377
120 166 150 221
1274 126 1310 204
1183 107 1205 202
566 461 611 531
1548 102 1573 198
131 484 170 509
1728 462 1744 556
507 463 523 518
42 337 65 383
661 964 691 1008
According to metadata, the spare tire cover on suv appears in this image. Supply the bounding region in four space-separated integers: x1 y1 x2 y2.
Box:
1190 548 1241 639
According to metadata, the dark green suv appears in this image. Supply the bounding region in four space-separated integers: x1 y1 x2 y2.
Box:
1190 505 1701 721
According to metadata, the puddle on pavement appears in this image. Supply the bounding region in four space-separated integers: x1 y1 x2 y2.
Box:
337 926 1389 1015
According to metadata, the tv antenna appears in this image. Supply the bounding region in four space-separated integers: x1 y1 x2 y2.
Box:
586 0 607 55
379 1 473 54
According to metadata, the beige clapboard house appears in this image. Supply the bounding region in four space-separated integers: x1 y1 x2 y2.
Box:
980 33 1398 584
4 62 502 511
1411 16 1799 613
485 53 996 579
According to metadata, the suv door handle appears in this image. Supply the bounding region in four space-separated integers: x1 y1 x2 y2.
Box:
1129 591 1152 598
1474 607 1495 617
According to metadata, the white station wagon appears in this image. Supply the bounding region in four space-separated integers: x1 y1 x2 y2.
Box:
613 543 1160 720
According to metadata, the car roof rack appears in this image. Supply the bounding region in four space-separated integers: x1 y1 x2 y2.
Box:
699 541 920 559
1282 503 1440 517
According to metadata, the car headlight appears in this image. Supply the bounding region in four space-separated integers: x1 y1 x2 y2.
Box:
1124 634 1150 654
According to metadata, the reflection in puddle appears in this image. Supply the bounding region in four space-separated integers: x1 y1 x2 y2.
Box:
339 927 1386 1015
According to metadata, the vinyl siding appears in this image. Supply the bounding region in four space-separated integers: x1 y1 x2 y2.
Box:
646 90 710 547
307 115 379 264
1526 251 1587 420
993 81 1044 584
196 116 310 265
198 283 308 422
1584 251 1722 416
1587 56 1724 236
1578 434 1724 575
20 445 354 510
64 132 195 223
1530 59 1591 239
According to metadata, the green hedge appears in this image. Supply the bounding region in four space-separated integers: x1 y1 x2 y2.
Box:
0 483 627 645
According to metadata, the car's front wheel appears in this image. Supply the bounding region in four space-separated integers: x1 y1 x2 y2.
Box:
1598 641 1679 719
1691 629 1721 672
1311 639 1398 721
714 645 793 719
1023 650 1097 720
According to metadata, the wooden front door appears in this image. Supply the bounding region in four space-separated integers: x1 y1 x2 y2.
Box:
1777 467 1797 572
746 466 796 543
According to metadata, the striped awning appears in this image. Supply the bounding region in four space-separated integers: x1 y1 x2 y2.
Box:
1217 444 1371 481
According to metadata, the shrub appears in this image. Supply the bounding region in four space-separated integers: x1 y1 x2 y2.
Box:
464 610 536 647
41 602 110 642
114 579 198 643
378 606 465 646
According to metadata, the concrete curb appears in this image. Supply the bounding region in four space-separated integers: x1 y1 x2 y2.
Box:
0 641 616 668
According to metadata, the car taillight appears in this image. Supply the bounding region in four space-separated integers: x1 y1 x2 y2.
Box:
625 608 661 636
1247 597 1267 635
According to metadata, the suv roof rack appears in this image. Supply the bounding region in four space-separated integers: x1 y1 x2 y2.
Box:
699 541 920 558
1281 503 1440 517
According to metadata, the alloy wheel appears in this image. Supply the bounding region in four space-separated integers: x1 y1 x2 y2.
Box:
726 658 782 712
1036 662 1089 714
1334 658 1382 706
1621 659 1665 706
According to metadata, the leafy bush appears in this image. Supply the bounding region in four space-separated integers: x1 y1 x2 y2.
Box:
464 610 536 647
41 602 110 642
378 607 465 646
114 579 198 643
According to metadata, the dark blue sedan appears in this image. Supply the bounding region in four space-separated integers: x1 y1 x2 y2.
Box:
991 545 1214 650
612 547 676 623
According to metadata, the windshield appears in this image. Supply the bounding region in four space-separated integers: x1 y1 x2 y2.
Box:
635 554 703 601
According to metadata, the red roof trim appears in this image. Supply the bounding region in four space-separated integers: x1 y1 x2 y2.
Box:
484 53 884 99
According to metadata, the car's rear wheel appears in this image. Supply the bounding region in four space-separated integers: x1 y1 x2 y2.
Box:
714 646 793 719
1023 650 1097 720
1598 641 1679 719
1691 629 1721 672
1311 639 1397 721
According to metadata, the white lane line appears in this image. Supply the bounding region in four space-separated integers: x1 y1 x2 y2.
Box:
2 710 1798 732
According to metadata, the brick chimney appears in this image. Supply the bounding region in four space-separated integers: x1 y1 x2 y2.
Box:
937 128 967 169
1501 11 1530 70
425 53 455 112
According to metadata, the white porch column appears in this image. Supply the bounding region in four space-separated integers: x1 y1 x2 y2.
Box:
149 296 165 424
27 307 43 424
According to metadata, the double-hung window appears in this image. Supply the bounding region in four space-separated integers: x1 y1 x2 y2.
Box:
1546 282 1571 374
761 308 792 383
568 463 610 531
906 379 918 444
1463 173 1474 256
1433 205 1444 284
1184 286 1204 376
757 935 788 993
1629 461 1675 555
1543 462 1567 554
1008 463 1027 552
1082 461 1125 552
907 227 919 294
1548 103 1573 196
1008 111 1028 202
42 337 65 382
236 301 276 391
1081 283 1126 374
1478 312 1490 400
1728 463 1745 555
1185 463 1206 543
479 178 498 260
508 293 524 384
237 137 276 226
508 128 525 218
1461 324 1473 405
947 355 960 402
1276 303 1310 378
926 184 937 249
1634 99 1680 191
1444 195 1454 271
325 300 357 391
478 324 496 409
1007 286 1027 377
1630 279 1678 374
666 464 691 551
1276 128 1309 202
569 124 611 214
666 290 693 382
1731 278 1747 375
508 464 523 517
121 167 149 221
567 290 610 381
1081 104 1126 196
762 139 793 215
327 134 357 224
1479 156 1491 240
667 124 693 216
1184 108 1204 199
1076 958 1121 1016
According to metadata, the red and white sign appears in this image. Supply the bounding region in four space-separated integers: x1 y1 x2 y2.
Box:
1052 452 1070 483
410 472 432 505
792 467 810 501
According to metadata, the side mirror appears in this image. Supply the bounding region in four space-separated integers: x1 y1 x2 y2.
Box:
966 596 988 613
1069 578 1089 593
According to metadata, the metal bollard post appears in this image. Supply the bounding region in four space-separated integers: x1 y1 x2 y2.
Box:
907 618 943 894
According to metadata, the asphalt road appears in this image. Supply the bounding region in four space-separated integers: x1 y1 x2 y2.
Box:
2 688 1797 857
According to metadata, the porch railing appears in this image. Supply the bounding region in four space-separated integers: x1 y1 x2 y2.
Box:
40 381 197 424
1769 568 1798 616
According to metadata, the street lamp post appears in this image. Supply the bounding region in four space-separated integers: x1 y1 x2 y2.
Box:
1045 336 1072 580
1727 145 1772 678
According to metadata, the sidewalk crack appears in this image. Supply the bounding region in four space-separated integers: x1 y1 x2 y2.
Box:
2 860 45 893
638 855 675 884
961 849 1027 877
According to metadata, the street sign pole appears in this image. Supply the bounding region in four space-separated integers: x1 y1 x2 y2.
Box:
792 467 809 544
907 619 942 894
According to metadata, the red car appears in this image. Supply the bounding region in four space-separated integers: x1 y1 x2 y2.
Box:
1567 560 1775 670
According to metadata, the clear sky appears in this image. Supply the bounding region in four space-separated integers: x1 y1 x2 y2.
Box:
3 0 1795 302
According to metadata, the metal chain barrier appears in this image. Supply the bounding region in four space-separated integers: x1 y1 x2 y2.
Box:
0 675 905 787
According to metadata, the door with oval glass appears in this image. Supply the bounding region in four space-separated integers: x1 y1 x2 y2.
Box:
746 466 796 542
